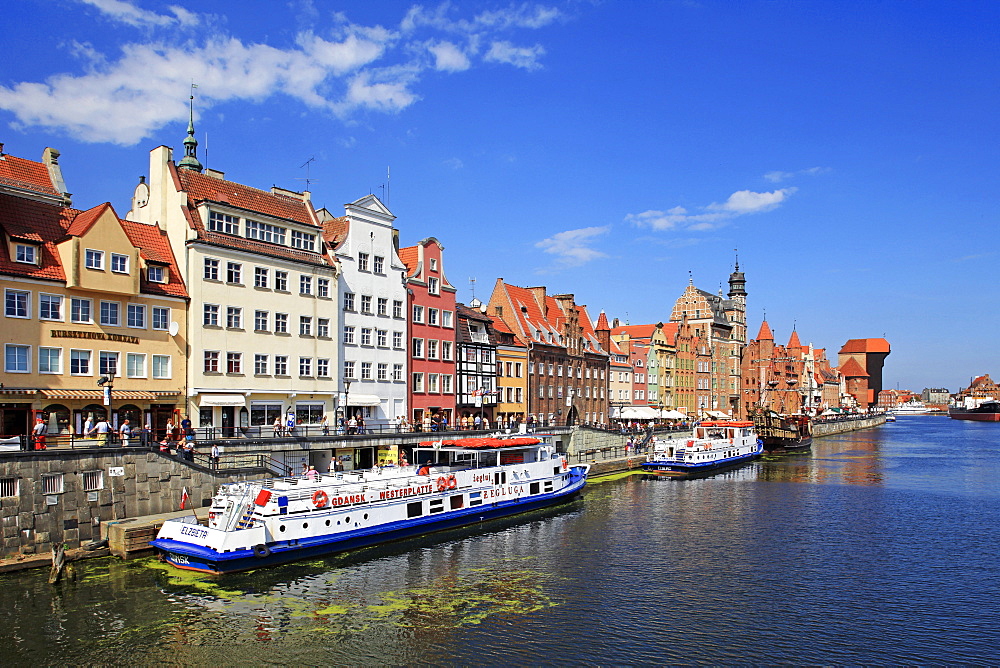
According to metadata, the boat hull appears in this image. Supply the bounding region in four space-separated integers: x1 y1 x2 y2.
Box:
152 469 588 574
948 408 1000 422
761 435 813 453
641 451 761 478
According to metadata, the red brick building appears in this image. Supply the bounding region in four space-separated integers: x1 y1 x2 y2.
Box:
837 338 891 410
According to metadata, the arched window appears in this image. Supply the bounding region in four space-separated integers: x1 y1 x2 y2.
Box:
42 404 71 435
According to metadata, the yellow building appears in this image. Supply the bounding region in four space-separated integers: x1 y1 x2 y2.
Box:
0 146 188 439
489 314 528 427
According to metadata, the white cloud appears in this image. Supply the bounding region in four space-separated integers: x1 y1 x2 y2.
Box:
536 226 610 267
626 188 795 232
0 3 560 145
764 166 829 182
485 41 545 69
427 41 471 71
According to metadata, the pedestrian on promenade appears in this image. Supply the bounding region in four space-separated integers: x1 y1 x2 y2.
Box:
273 416 282 437
32 417 47 450
321 415 330 436
91 417 111 446
83 416 94 440
211 443 220 469
118 419 132 447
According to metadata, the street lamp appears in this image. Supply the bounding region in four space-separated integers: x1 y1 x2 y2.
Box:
97 375 113 416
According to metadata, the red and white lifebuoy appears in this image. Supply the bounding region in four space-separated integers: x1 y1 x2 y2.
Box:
436 476 448 492
312 489 329 508
446 474 457 490
562 457 568 471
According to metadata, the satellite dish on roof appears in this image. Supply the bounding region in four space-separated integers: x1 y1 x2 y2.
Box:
168 321 179 337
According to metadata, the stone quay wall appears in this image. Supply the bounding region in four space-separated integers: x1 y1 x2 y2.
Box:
813 415 886 437
0 449 260 558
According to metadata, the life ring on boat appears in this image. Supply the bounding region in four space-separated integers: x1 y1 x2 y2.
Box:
436 476 448 492
446 474 457 490
561 458 568 471
312 489 329 508
253 544 271 558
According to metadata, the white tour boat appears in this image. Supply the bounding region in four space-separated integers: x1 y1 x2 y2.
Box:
151 436 589 574
642 420 762 477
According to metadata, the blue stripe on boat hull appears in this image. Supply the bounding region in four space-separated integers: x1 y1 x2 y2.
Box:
152 474 587 574
641 451 761 476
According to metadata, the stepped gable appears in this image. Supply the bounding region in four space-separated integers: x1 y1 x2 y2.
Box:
575 303 606 353
0 151 59 197
839 357 869 378
755 320 774 340
488 313 525 346
0 194 73 281
174 166 326 265
504 283 558 344
120 219 187 299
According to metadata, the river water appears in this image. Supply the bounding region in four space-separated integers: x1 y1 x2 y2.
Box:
2 416 998 665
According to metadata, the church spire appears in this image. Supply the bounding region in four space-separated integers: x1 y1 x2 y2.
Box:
728 248 747 297
177 85 203 172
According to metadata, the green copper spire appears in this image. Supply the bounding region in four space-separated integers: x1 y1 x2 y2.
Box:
177 88 203 172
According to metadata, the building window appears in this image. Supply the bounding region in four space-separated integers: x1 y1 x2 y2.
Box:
152 354 171 379
360 328 372 346
71 349 91 375
226 306 242 329
82 470 103 492
344 293 355 311
99 351 119 376
441 341 452 361
204 351 219 373
358 252 369 271
377 297 387 316
428 277 440 295
5 344 29 372
274 313 288 333
429 258 438 271
275 271 288 292
203 304 219 326
147 265 166 283
317 358 330 377
39 294 62 321
376 329 387 347
255 267 269 288
255 354 268 375
300 316 312 336
290 230 316 251
427 339 438 359
14 244 37 264
412 372 424 392
393 364 403 381
393 300 403 318
152 306 169 330
127 304 146 329
343 360 356 379
317 278 330 298
428 308 439 326
318 318 330 338
343 326 355 344
360 361 372 380
85 249 104 270
412 305 424 323
6 289 29 318
274 355 288 376
441 374 452 394
208 211 239 234
374 256 384 274
300 275 312 295
100 301 120 326
41 473 64 495
126 352 145 378
39 347 61 374
360 295 372 314
393 331 403 349
204 257 219 280
0 478 17 498
227 262 242 284
70 298 91 323
227 352 242 374
428 373 439 393
377 363 387 380
111 253 129 274
299 357 313 376
245 220 285 244
412 338 423 357
442 310 453 328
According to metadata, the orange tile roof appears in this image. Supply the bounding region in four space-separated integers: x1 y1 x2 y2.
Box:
787 329 802 349
839 357 869 377
0 153 59 197
321 216 350 250
755 320 773 340
595 311 610 331
63 202 110 238
120 218 188 299
0 194 72 281
610 324 656 340
398 245 419 273
839 338 890 354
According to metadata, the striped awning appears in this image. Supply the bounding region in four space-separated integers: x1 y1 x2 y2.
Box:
0 388 38 395
40 390 158 401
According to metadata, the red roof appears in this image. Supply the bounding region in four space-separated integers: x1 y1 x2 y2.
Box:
398 245 419 273
839 338 890 354
0 153 59 197
119 219 188 299
787 329 802 349
755 320 773 340
839 357 869 377
0 195 72 281
321 215 350 250
610 324 656 340
595 311 610 331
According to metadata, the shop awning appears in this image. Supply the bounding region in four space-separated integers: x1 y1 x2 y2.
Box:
345 393 381 407
619 406 658 420
705 410 730 418
0 388 37 395
199 394 247 407
41 389 157 400
660 409 687 419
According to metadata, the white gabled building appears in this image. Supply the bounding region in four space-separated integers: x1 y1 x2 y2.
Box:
126 120 339 437
320 195 408 431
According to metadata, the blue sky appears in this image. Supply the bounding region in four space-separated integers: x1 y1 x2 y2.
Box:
2 0 998 392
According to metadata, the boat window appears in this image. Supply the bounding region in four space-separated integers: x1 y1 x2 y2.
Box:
450 495 464 510
407 501 422 518
529 482 540 495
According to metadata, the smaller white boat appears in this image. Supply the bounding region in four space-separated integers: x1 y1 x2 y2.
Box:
642 420 762 477
893 401 931 415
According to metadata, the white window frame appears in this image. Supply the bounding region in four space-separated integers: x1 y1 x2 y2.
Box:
152 354 171 379
5 289 30 319
39 293 63 321
111 253 129 274
70 349 92 376
5 344 30 373
85 249 104 270
14 244 37 264
38 346 61 374
126 352 146 378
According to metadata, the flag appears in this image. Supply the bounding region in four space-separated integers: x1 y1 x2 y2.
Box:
180 487 189 510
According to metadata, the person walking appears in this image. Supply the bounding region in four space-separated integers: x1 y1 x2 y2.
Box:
273 416 282 437
91 417 111 446
118 419 132 447
32 416 47 450
210 443 220 469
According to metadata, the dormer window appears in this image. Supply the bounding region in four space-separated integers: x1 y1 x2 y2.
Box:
291 230 315 251
85 249 104 270
14 244 38 265
147 265 167 283
208 211 239 235
430 258 438 271
111 253 129 274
